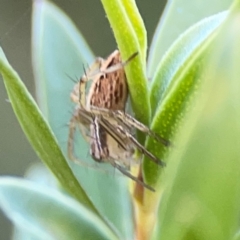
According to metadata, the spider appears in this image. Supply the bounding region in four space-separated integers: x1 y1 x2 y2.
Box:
68 50 169 191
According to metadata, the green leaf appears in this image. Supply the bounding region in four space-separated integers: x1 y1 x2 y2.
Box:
147 0 232 76
0 177 119 240
101 0 150 133
25 163 59 188
144 12 227 187
121 0 147 63
32 1 133 239
233 231 240 240
12 227 38 240
32 0 94 124
0 46 100 217
150 11 227 115
156 7 240 239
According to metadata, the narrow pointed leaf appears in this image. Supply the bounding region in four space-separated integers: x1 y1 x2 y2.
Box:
0 46 102 219
157 7 240 239
150 11 227 115
144 12 227 188
121 0 147 63
147 0 232 76
101 0 150 131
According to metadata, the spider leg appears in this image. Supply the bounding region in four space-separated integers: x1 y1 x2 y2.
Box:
114 110 170 146
68 109 116 175
68 111 84 164
89 106 170 146
68 108 92 166
110 161 155 192
99 117 128 151
79 57 105 107
115 125 166 167
98 116 165 166
90 116 110 162
99 52 138 75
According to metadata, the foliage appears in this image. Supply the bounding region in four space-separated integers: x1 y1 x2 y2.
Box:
0 0 240 239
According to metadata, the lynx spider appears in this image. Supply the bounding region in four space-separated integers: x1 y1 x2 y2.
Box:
68 50 169 191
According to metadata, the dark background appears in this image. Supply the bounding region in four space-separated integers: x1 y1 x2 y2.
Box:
0 0 166 238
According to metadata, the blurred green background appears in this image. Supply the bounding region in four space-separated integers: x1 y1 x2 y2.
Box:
0 0 166 238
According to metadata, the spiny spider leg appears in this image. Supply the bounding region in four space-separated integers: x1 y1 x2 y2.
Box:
113 110 170 146
100 117 165 167
77 58 104 107
115 124 166 167
97 52 138 75
68 109 91 166
99 117 128 151
110 161 155 192
90 106 170 147
68 109 112 174
84 51 138 79
68 108 97 164
90 118 155 191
